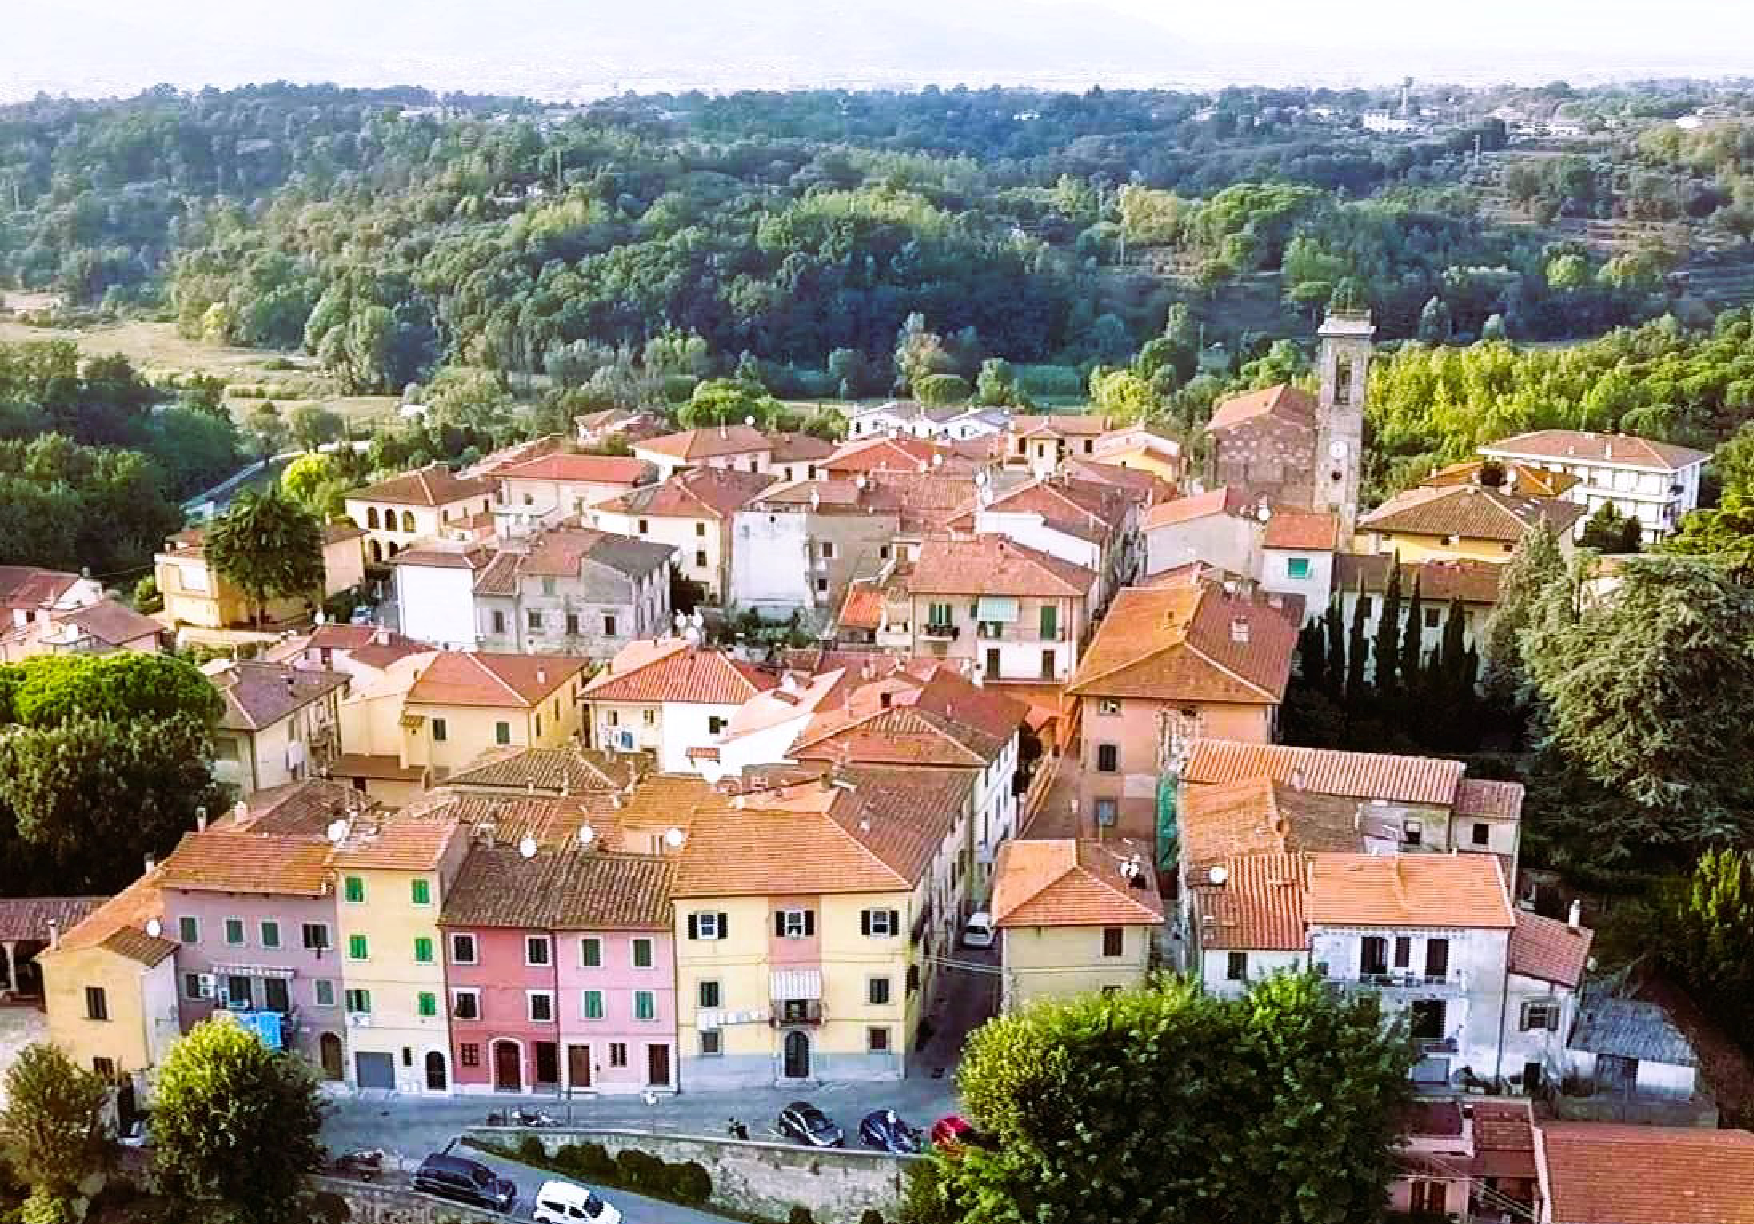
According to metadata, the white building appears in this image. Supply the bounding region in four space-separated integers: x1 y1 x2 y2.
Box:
580 639 777 773
1258 510 1339 617
390 540 497 651
1478 430 1708 542
1142 487 1262 578
1503 906 1594 1094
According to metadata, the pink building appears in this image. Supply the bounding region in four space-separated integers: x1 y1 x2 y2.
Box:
440 847 676 1095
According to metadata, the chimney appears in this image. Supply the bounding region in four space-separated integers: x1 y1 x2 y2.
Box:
196 806 208 833
373 627 389 646
47 919 59 950
536 667 547 686
1567 899 1582 931
1230 617 1250 644
144 854 157 875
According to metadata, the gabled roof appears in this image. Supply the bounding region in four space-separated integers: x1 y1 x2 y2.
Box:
49 870 174 966
496 453 653 484
1421 458 1581 499
1009 413 1111 438
595 467 775 520
1143 486 1254 530
584 640 776 705
0 896 106 943
1181 739 1466 806
768 432 836 463
909 535 1096 598
0 566 82 611
386 538 497 570
1067 584 1294 705
861 471 982 533
1061 457 1176 501
158 829 335 897
1509 910 1593 988
232 778 374 838
1205 384 1317 433
1455 777 1525 819
441 846 673 930
635 424 771 461
1359 484 1584 542
445 745 646 794
1262 510 1339 551
307 623 425 658
515 526 675 580
210 661 347 732
1481 430 1709 472
979 478 1139 538
1539 1124 1754 1224
823 435 968 475
1570 990 1697 1067
1305 853 1512 929
1333 554 1504 605
1189 852 1308 950
402 790 623 853
838 578 886 630
793 705 990 768
406 652 585 709
990 839 1162 928
793 665 1026 765
350 463 493 507
57 598 161 645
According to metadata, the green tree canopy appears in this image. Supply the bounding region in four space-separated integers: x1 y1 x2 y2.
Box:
934 974 1412 1224
1 652 223 727
915 373 971 407
1578 501 1642 553
681 378 784 429
1483 520 1566 709
153 1018 325 1224
0 1043 109 1214
202 486 325 625
1665 490 1754 565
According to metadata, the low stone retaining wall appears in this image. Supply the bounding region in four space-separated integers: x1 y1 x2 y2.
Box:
306 1173 507 1224
466 1126 914 1224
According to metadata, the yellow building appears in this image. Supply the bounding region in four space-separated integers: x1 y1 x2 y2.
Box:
1089 424 1184 484
990 839 1163 1011
333 651 440 806
401 652 588 779
38 871 181 1084
155 524 368 630
671 768 974 1088
1355 485 1582 564
329 809 471 1093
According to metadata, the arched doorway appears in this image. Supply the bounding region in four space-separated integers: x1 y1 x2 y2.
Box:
318 1032 344 1082
782 1030 810 1080
492 1040 522 1092
425 1050 448 1092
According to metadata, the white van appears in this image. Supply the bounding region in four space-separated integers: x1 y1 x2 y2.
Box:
962 911 995 949
533 1179 621 1224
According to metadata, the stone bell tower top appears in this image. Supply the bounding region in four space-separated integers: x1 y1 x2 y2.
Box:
1314 309 1375 539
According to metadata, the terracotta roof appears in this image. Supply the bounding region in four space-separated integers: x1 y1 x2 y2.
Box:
1180 777 1399 869
1190 852 1308 950
1509 910 1593 988
524 527 674 579
1359 484 1584 542
1262 510 1339 551
441 846 673 929
1455 777 1525 819
445 745 645 794
158 829 336 896
585 641 776 705
1010 413 1111 438
406 652 585 708
47 870 171 963
496 453 653 484
330 812 462 871
1333 554 1504 605
0 896 106 943
403 791 623 853
1481 430 1709 472
1143 486 1254 530
330 753 427 782
909 535 1095 598
472 550 521 597
210 661 347 731
307 624 424 657
794 667 1024 766
0 566 82 611
350 463 493 507
97 925 179 966
1306 853 1512 929
1422 459 1581 499
1206 384 1317 433
990 839 1163 927
824 436 968 476
1469 1101 1536 1181
1067 584 1294 704
595 467 775 520
768 432 836 463
1061 457 1176 501
233 779 374 837
862 471 982 533
59 598 161 645
636 423 772 461
387 539 497 570
839 579 885 630
981 478 1139 537
1540 1124 1754 1224
1182 739 1466 806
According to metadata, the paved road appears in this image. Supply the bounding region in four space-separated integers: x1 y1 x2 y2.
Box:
427 1139 731 1224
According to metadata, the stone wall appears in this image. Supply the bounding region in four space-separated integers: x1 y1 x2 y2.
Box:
306 1175 507 1224
466 1126 915 1224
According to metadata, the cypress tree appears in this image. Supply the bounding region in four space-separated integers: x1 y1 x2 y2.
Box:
1399 573 1425 696
1323 601 1346 702
1346 576 1369 710
1372 560 1402 696
1296 620 1326 687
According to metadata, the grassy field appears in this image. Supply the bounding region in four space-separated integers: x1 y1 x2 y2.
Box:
0 315 401 428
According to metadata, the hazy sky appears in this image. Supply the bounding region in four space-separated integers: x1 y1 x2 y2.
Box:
4 0 1750 100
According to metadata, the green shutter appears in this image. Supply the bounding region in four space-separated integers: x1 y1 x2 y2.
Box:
633 939 652 968
583 990 604 1020
1039 603 1058 639
344 876 365 903
581 939 601 967
414 937 433 964
348 934 369 961
411 878 431 905
260 921 280 949
418 992 437 1018
635 991 655 1021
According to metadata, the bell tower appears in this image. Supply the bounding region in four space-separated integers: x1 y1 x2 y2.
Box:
1314 309 1374 539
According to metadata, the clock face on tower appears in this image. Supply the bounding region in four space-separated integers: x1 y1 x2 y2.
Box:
1328 438 1349 459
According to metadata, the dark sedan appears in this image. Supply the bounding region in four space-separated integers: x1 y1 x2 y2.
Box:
858 1109 921 1154
776 1101 845 1148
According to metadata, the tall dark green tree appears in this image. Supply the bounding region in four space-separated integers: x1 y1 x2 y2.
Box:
1483 521 1566 711
1399 574 1425 694
1579 501 1642 553
1371 562 1402 697
1321 601 1346 702
203 485 325 627
1346 578 1369 709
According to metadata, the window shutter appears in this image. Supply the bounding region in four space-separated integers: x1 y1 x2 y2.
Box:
1547 1006 1560 1032
687 914 699 941
775 912 786 938
803 910 815 937
888 909 899 933
717 912 729 939
1518 1002 1531 1031
860 910 871 936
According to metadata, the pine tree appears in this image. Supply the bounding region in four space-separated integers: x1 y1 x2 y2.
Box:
1371 561 1402 696
1346 577 1369 709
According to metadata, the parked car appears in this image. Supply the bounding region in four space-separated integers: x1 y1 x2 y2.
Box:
858 1109 921 1153
413 1153 517 1213
776 1101 845 1148
348 604 375 626
962 911 995 949
533 1179 621 1224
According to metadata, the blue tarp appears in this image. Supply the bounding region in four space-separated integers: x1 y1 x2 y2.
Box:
232 1009 284 1050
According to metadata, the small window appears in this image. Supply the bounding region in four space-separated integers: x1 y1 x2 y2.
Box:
450 933 478 964
314 980 337 1007
632 938 654 969
580 937 602 968
529 993 554 1022
708 715 727 735
460 1043 481 1068
84 986 108 1021
1095 798 1118 827
603 614 618 637
1097 698 1121 716
862 908 899 937
777 909 814 939
527 610 543 631
345 989 371 1014
1102 926 1125 957
642 708 655 725
634 991 656 1022
348 934 369 961
183 973 202 1000
178 916 199 944
1096 743 1119 773
868 977 891 1006
411 878 431 906
582 990 605 1020
699 980 721 1008
541 577 556 597
1286 556 1311 580
418 992 438 1018
815 577 828 594
492 610 507 634
700 1030 722 1056
694 550 707 569
867 1026 891 1053
609 1043 628 1069
565 612 579 637
694 520 707 537
1471 822 1491 847
1403 820 1423 846
414 937 434 964
259 921 280 949
344 876 365 904
526 936 552 966
689 912 726 940
1394 936 1412 969
1226 952 1248 981
1521 1001 1560 1032
451 989 480 1020
1423 607 1441 629
638 519 649 534
496 721 512 745
93 1056 115 1081
224 918 245 946
431 718 448 743
302 923 329 951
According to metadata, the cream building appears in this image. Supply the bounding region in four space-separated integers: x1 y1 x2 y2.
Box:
589 468 775 605
344 464 495 566
400 652 587 779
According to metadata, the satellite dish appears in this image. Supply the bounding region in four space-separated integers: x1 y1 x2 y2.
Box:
974 469 988 487
577 824 596 848
664 827 686 849
145 918 163 939
325 819 349 844
314 610 327 626
743 415 755 428
1207 865 1230 887
518 834 539 859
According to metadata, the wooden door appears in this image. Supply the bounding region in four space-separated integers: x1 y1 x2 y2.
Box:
318 1032 344 1082
782 1030 810 1080
568 1045 591 1089
493 1040 521 1091
646 1043 671 1088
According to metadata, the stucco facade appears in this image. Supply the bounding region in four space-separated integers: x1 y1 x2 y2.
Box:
41 943 179 1080
403 675 584 779
999 923 1152 1010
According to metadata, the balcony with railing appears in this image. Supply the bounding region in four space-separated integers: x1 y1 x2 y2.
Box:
920 620 959 640
1326 970 1468 994
771 999 824 1027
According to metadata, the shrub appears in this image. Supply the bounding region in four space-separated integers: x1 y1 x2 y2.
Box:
516 1136 547 1166
554 1145 588 1177
577 1143 615 1180
861 1211 886 1224
788 1208 816 1224
614 1149 663 1189
669 1161 712 1204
